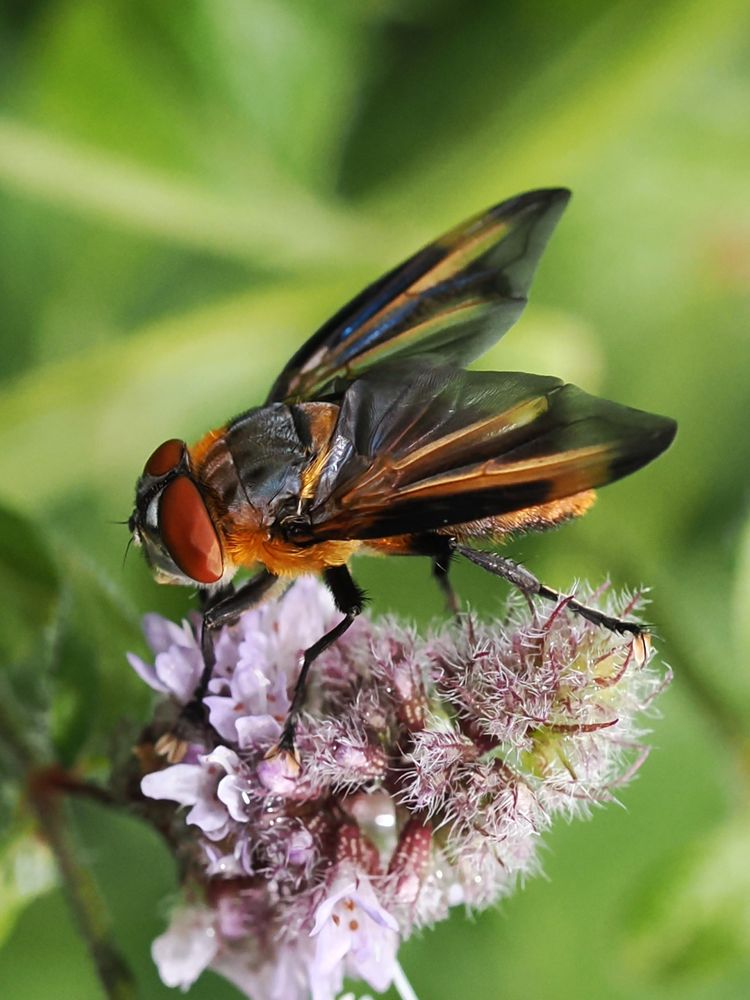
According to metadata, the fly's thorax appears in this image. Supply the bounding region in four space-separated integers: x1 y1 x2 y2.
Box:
198 401 355 575
292 401 340 503
220 402 339 519
224 405 307 512
187 405 314 572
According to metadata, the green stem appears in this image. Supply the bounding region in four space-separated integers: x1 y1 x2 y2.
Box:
0 694 135 999
26 783 136 1000
0 685 40 771
393 961 420 1000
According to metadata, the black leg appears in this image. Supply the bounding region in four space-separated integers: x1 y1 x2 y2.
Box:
432 548 461 616
197 569 281 700
405 533 461 616
276 565 366 755
456 545 645 637
158 571 281 757
198 580 235 613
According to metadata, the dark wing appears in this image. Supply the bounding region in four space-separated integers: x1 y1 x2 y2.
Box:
268 188 570 403
298 361 676 541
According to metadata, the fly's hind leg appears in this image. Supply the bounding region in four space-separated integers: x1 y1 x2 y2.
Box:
406 533 461 616
432 544 461 616
455 544 645 637
274 565 366 760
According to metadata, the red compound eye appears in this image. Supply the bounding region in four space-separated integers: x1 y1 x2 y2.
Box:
159 476 223 584
144 438 185 477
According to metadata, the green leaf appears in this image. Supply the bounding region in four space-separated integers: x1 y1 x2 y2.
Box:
191 0 369 187
624 813 750 980
733 511 750 659
0 0 382 268
0 116 381 269
0 505 61 767
361 0 750 219
0 828 57 948
0 505 60 668
478 305 603 389
50 542 149 767
0 499 149 771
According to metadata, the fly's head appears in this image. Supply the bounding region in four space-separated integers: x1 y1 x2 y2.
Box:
130 438 225 588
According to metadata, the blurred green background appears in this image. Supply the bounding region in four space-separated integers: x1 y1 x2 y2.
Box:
1 0 749 998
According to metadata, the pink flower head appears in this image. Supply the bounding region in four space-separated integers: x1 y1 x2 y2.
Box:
128 577 669 999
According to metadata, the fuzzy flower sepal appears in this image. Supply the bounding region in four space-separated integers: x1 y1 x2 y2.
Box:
128 577 669 999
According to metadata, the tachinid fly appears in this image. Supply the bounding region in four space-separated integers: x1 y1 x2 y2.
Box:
129 189 677 757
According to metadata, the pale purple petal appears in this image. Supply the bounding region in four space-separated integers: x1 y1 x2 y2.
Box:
310 879 359 935
236 713 281 749
346 922 399 992
276 576 339 651
142 749 244 837
204 745 241 772
213 942 312 1000
203 844 245 878
143 614 195 656
178 747 243 833
264 672 291 718
230 665 276 719
308 871 400 998
211 626 242 678
152 904 218 990
126 652 170 694
130 613 203 703
236 633 273 679
128 577 667 999
141 764 205 806
185 797 230 837
217 773 252 822
349 877 399 932
204 695 243 742
215 895 249 940
287 827 315 866
153 648 202 704
309 919 348 1000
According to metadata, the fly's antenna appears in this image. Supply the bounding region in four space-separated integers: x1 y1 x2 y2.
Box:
122 534 135 570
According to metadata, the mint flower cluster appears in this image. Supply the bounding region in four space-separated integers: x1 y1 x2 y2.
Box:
128 577 668 1000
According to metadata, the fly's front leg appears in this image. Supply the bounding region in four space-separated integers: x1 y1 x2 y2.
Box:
196 569 281 701
194 580 234 697
456 545 645 637
158 571 280 758
274 565 366 758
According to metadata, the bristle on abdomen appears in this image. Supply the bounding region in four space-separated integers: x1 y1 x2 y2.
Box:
445 489 596 541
